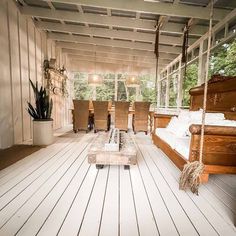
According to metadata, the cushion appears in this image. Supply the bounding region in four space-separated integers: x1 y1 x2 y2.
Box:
174 137 191 160
178 109 190 122
155 128 178 149
166 116 190 138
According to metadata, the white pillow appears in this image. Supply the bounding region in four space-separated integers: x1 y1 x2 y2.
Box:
207 119 236 127
205 112 225 122
166 116 178 131
167 117 190 138
189 110 225 123
178 110 190 122
189 110 203 121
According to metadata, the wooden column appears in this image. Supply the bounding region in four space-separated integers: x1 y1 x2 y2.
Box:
177 60 183 108
157 73 161 109
165 68 170 108
197 41 207 85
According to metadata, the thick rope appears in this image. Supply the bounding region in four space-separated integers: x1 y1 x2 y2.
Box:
179 0 214 194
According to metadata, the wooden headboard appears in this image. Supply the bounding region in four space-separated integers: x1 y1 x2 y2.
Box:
189 75 236 120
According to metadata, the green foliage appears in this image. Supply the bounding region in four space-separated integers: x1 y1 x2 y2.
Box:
210 39 236 76
182 63 198 107
96 78 115 101
27 79 53 120
74 72 93 100
139 74 156 104
169 74 178 107
73 72 156 105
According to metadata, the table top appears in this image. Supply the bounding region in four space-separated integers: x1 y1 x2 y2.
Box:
88 131 137 156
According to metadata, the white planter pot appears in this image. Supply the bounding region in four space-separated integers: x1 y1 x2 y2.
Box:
33 120 54 146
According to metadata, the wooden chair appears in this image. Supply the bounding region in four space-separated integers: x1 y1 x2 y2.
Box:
132 101 151 134
93 101 110 132
73 100 91 132
114 101 130 132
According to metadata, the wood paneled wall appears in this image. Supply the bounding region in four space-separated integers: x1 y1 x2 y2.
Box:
0 0 70 149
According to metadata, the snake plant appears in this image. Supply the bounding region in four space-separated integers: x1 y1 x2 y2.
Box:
27 79 53 120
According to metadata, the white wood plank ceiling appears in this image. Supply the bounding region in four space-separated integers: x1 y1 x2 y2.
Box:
16 0 236 73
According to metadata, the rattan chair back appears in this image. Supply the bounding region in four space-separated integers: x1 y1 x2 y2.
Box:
73 100 90 131
133 101 151 133
93 101 109 131
114 101 130 131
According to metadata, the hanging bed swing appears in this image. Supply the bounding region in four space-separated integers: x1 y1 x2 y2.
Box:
152 0 236 194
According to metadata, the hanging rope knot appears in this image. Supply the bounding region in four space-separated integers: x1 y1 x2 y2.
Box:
179 161 205 195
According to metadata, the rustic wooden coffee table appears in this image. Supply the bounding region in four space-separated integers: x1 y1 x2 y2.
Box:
88 131 137 169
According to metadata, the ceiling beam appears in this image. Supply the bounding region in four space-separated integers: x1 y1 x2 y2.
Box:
63 48 172 65
49 32 182 54
41 0 229 21
68 60 158 73
21 6 207 36
36 21 195 46
68 55 165 68
57 42 177 60
61 47 176 61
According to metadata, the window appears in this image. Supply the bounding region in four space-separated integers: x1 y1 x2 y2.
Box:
182 63 198 107
169 74 178 107
160 80 166 107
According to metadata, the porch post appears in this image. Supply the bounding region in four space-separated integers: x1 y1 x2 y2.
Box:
197 41 207 85
165 67 170 108
157 72 161 109
177 60 183 108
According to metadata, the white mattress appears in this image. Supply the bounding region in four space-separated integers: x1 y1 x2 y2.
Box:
175 137 191 160
155 128 190 160
155 128 178 149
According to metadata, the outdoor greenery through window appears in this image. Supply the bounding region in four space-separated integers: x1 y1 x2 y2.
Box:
210 39 236 76
169 74 178 107
74 40 236 108
182 63 198 107
74 72 156 106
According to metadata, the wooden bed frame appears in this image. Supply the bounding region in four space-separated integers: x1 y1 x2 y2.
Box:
152 75 236 182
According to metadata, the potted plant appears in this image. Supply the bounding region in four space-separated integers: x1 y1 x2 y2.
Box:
27 79 54 145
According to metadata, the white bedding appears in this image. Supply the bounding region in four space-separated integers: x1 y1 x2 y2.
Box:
155 128 190 160
155 114 236 161
175 138 191 160
155 128 178 149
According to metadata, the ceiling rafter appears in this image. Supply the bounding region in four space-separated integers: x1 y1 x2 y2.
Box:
41 0 229 21
36 21 195 46
68 55 164 68
49 32 182 54
68 60 159 73
21 6 208 37
62 48 172 64
57 42 177 60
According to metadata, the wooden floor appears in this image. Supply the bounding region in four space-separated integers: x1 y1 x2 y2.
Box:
0 129 235 236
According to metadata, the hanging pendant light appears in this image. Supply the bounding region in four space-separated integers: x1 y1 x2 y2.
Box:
125 75 140 87
88 74 103 86
88 52 103 87
125 56 140 87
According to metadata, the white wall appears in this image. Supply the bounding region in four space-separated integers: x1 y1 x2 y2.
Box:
0 0 70 149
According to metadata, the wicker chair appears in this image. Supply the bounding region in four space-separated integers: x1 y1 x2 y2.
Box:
93 101 110 132
73 100 91 133
132 101 151 134
114 101 130 132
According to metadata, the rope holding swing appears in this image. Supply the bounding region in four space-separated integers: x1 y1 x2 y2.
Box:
179 0 214 195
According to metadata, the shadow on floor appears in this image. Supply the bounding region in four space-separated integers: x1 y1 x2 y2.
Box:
0 145 42 171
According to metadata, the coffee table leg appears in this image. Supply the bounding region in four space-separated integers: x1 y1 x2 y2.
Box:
124 165 130 170
96 164 104 169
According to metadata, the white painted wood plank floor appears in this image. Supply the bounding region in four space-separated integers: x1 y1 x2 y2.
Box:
0 130 236 236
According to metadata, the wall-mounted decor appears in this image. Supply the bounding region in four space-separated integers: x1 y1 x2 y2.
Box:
43 59 69 97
